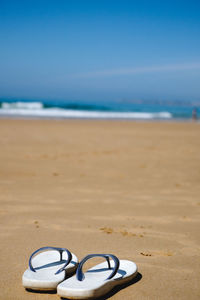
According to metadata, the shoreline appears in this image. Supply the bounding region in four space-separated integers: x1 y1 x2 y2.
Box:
0 116 198 122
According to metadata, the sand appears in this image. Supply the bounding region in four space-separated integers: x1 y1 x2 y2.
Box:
0 119 200 300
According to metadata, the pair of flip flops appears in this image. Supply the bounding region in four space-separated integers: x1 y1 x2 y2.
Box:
22 246 138 299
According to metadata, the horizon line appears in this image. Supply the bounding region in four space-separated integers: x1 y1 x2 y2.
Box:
71 62 200 78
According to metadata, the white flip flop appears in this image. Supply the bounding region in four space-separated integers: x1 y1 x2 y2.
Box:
22 246 78 291
57 253 138 299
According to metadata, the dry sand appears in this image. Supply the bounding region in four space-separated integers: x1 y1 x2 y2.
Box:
0 119 200 300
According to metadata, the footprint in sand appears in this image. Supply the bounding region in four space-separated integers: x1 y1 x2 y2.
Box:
100 227 144 237
100 227 113 234
140 252 152 257
34 220 39 228
140 251 173 257
175 183 181 188
53 172 59 176
120 230 136 237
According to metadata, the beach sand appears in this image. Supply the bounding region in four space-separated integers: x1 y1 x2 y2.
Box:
0 119 200 300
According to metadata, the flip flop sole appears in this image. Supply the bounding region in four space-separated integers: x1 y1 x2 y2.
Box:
23 251 78 291
57 260 137 299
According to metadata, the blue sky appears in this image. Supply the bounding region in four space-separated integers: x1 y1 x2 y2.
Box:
0 0 200 102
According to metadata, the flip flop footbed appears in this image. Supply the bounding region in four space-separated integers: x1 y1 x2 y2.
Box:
22 251 78 290
57 259 137 299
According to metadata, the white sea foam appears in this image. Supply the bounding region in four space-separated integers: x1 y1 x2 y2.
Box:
1 102 43 110
0 105 172 119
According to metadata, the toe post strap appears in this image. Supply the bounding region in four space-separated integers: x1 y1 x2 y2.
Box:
76 253 120 281
28 246 72 275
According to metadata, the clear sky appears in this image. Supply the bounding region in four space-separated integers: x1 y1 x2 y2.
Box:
0 0 200 102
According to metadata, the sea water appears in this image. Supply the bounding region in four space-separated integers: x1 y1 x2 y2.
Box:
0 99 198 120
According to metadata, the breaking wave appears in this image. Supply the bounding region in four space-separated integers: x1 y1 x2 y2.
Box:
0 102 172 119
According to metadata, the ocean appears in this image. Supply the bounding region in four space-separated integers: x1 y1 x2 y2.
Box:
0 99 198 120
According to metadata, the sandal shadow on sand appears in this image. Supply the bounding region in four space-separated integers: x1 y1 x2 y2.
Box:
22 246 78 291
57 253 138 299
